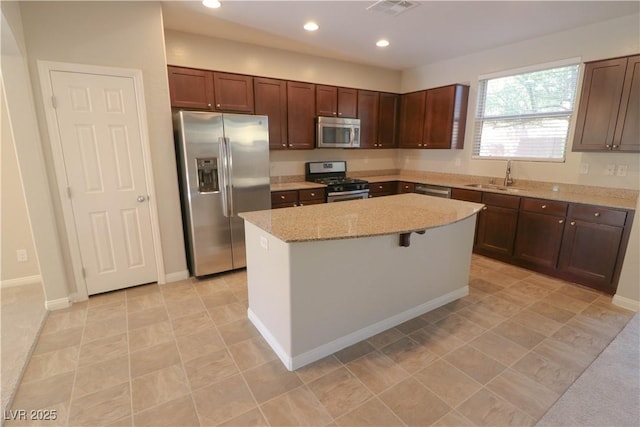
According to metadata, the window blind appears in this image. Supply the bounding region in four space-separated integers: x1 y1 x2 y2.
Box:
473 63 580 161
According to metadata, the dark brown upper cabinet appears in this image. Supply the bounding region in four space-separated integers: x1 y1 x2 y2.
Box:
287 81 316 149
316 85 357 118
254 77 288 150
168 66 254 113
168 66 214 110
212 72 254 113
423 84 469 149
378 93 399 148
357 90 379 148
573 54 640 152
399 90 426 147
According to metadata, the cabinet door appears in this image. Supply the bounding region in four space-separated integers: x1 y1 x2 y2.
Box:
558 219 623 292
368 181 395 197
316 85 337 116
287 81 316 149
254 77 288 150
167 66 214 110
572 57 627 151
399 91 426 147
613 55 640 152
212 72 254 113
476 206 518 256
514 212 565 268
378 93 399 148
397 182 415 193
357 90 379 148
451 188 483 203
423 85 468 149
338 88 358 118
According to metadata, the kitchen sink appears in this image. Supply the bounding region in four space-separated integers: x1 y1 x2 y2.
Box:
464 183 522 193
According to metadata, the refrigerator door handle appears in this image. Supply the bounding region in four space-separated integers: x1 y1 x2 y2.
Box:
225 137 235 217
218 137 230 217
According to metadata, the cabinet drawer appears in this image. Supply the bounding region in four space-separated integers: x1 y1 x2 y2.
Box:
298 199 325 206
370 182 395 194
299 188 326 202
482 192 520 209
397 182 415 193
569 204 627 227
271 191 297 205
451 188 483 203
521 198 568 216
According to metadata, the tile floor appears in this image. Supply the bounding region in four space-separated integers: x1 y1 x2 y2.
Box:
6 255 635 427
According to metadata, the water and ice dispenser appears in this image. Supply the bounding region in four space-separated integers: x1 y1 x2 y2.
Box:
196 158 218 193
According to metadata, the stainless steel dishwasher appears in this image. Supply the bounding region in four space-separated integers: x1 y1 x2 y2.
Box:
414 184 452 198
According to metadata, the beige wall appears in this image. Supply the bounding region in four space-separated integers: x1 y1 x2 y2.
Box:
1 85 40 282
1 1 68 303
400 14 640 191
18 1 188 293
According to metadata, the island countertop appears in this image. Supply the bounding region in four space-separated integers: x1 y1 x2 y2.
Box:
239 193 484 243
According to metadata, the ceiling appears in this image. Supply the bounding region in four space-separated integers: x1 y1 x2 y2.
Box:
161 1 640 70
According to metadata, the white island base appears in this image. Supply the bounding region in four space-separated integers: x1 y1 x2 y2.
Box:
244 214 477 371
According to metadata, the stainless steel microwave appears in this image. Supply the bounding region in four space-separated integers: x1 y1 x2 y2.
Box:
316 116 360 148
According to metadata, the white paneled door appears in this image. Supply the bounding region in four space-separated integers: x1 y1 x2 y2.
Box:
50 71 157 295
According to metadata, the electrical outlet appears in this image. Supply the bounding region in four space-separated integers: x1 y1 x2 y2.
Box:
16 249 28 262
616 165 628 177
260 236 269 251
604 164 615 176
579 163 589 174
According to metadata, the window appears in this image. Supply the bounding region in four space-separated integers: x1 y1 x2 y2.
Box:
473 61 580 161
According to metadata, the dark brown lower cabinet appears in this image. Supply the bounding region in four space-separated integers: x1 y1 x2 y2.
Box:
557 204 629 293
514 198 568 269
474 193 520 259
514 212 566 268
271 188 326 208
368 182 395 198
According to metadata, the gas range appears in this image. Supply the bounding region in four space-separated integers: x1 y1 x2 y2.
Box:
305 161 369 202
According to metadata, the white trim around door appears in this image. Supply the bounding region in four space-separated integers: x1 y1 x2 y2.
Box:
37 60 166 300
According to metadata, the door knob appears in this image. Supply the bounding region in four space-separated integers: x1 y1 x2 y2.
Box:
137 195 147 203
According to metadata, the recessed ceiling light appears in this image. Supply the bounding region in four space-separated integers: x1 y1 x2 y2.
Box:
202 0 221 9
304 22 319 31
376 39 390 47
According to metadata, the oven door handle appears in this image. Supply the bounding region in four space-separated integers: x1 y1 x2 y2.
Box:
327 190 369 196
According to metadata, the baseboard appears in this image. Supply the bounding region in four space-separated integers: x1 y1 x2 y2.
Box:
248 308 293 370
612 294 640 312
164 270 190 283
249 286 468 371
0 275 42 288
45 297 71 311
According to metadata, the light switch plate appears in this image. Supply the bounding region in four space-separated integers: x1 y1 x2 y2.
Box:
260 236 269 250
605 164 615 176
579 163 589 174
616 165 628 177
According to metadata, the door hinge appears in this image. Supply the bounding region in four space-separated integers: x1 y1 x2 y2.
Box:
51 96 57 109
66 186 72 198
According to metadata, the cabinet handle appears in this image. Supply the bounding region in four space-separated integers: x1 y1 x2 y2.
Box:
570 221 576 226
482 206 488 210
606 144 612 149
333 112 337 116
310 192 315 196
338 112 342 116
216 104 221 108
558 219 564 224
404 186 409 189
541 204 547 209
418 144 422 147
612 145 619 149
280 195 285 199
282 143 287 147
594 212 600 217
378 185 383 189
207 103 212 108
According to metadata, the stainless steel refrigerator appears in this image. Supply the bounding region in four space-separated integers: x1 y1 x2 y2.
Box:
174 111 270 277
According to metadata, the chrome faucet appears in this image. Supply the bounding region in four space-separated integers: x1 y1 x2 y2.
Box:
504 160 514 186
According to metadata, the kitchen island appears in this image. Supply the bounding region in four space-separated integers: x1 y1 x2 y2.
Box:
239 193 483 370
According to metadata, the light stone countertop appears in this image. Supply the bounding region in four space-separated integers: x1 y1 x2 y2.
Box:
270 173 637 210
240 193 483 243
